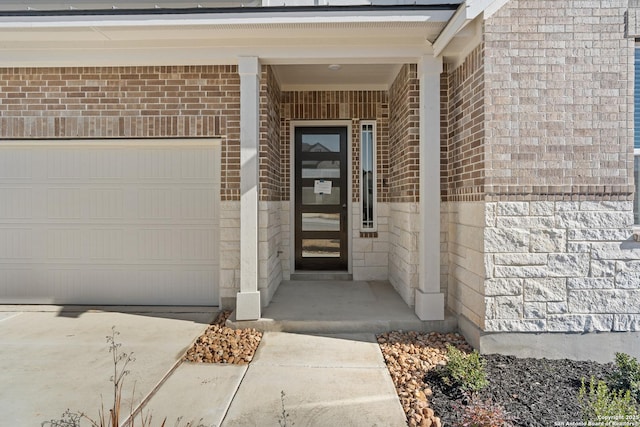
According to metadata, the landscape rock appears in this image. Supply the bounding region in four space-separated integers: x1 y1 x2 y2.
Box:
183 311 262 364
377 331 471 427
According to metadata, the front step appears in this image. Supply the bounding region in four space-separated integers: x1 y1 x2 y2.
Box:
227 312 458 335
289 271 353 281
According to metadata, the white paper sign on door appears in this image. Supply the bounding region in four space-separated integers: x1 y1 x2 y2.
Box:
314 180 332 195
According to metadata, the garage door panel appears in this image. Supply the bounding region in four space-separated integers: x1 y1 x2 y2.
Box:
137 228 176 261
180 229 217 260
0 141 220 306
89 189 125 219
89 229 126 260
0 269 41 302
88 150 130 180
0 188 31 219
0 149 31 179
47 229 84 260
48 149 86 180
180 189 217 219
137 187 176 219
47 187 82 219
0 229 32 259
181 149 217 179
138 149 181 180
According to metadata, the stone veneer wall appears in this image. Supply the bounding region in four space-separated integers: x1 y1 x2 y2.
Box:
485 200 640 332
0 65 241 307
258 66 283 304
456 0 640 334
388 65 421 304
280 90 390 280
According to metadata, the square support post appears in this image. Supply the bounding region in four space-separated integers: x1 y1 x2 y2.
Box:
415 55 445 321
236 56 261 320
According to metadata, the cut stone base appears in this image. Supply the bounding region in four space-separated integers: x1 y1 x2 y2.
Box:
414 290 445 321
459 315 640 363
235 291 261 320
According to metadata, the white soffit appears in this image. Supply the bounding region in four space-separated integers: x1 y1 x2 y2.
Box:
273 63 403 90
0 13 448 66
0 4 459 67
0 20 447 42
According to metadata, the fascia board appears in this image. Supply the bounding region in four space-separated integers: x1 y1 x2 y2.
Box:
432 2 468 56
0 9 454 28
432 0 502 56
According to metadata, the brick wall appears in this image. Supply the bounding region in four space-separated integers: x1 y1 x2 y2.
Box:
280 90 389 203
0 65 241 200
442 45 486 202
259 66 282 202
389 64 420 203
484 0 634 201
440 66 450 200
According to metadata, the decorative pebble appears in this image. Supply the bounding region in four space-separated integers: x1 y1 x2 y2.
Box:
183 311 262 365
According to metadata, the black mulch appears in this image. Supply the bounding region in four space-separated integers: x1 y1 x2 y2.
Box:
425 354 616 427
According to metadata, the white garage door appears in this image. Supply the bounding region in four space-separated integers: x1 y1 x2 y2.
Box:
0 139 220 306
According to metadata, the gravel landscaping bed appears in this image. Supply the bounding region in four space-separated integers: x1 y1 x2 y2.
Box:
184 319 630 426
183 311 262 364
378 331 619 427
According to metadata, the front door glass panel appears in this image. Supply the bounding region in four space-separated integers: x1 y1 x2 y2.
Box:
302 213 340 231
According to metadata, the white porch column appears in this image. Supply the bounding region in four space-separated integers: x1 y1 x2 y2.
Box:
236 56 261 320
415 55 445 321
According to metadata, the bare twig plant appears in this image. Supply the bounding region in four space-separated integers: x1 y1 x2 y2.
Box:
42 327 207 427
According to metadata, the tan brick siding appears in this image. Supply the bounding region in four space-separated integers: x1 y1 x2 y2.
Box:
280 90 389 203
259 66 282 202
389 64 420 203
440 66 450 201
484 0 634 201
442 45 486 202
0 65 241 200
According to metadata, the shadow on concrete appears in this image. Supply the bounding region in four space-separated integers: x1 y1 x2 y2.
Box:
0 304 217 324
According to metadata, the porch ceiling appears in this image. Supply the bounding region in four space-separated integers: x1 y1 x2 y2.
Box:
272 63 403 91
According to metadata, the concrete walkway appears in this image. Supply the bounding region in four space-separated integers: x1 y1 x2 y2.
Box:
147 332 407 426
0 306 407 427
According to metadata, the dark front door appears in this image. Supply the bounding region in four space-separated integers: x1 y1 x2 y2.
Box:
295 126 348 270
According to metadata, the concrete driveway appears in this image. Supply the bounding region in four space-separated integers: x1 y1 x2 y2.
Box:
0 304 408 427
0 306 215 426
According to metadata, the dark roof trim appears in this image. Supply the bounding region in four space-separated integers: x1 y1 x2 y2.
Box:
0 4 460 17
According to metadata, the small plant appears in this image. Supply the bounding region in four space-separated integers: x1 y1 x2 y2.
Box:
609 352 640 403
579 376 638 423
42 327 208 427
278 391 294 427
454 393 514 427
42 409 84 427
442 344 488 393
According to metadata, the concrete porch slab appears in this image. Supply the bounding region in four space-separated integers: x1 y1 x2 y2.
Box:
228 280 457 334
